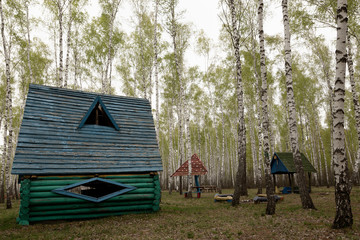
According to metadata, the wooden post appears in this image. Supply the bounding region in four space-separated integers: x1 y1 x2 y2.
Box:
308 172 312 193
288 173 293 193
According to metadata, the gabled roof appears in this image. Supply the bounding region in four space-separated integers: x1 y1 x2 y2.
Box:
12 84 163 175
171 154 207 177
271 152 316 174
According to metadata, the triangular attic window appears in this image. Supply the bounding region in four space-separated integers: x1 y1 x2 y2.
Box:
78 96 119 130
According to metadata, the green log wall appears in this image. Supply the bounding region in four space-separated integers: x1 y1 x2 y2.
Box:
17 174 161 225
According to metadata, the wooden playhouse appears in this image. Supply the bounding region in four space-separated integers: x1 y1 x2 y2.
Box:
12 84 163 225
270 152 316 193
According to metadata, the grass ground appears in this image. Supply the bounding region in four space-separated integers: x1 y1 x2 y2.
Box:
0 187 359 239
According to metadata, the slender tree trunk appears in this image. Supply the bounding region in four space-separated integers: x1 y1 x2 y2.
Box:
168 103 173 194
219 103 225 193
257 117 263 194
58 0 64 87
332 0 353 229
0 0 13 208
25 1 34 84
347 33 360 185
229 0 247 207
250 110 257 187
104 0 121 94
215 116 221 193
282 0 316 210
320 48 335 184
309 119 319 186
208 131 212 185
140 22 147 99
320 128 330 187
73 22 79 87
315 118 324 186
204 128 208 184
64 0 73 87
170 0 183 195
154 0 160 146
0 116 7 204
255 78 263 194
258 0 275 214
186 100 193 198
54 26 59 84
250 25 262 192
197 127 201 159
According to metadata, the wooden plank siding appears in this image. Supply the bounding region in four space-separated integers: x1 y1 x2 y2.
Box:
17 174 161 225
12 84 163 175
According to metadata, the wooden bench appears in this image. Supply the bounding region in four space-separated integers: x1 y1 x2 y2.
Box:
192 185 217 193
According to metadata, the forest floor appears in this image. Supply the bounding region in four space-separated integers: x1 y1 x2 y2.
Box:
1 187 359 239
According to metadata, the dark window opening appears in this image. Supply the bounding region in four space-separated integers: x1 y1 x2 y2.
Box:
85 103 114 127
66 180 126 199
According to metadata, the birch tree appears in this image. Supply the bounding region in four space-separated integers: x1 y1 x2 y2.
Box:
154 0 160 144
0 0 14 209
258 0 275 215
332 0 353 229
24 0 34 84
63 0 73 87
163 0 186 194
44 0 67 86
282 0 316 210
220 0 247 206
102 0 121 94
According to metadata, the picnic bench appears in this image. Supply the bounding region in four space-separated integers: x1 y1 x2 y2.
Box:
192 185 217 193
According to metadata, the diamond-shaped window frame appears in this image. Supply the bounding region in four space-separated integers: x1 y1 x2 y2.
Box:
52 177 137 203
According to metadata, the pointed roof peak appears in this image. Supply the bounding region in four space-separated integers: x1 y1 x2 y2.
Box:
171 153 208 177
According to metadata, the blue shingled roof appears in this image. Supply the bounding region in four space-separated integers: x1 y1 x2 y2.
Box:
12 84 163 175
270 152 316 174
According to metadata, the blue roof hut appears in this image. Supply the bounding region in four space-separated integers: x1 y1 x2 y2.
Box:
270 152 316 193
12 84 162 225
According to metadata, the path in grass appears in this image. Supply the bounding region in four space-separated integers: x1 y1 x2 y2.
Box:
1 187 359 239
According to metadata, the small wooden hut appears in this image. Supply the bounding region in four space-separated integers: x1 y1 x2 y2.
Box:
12 84 162 225
270 152 316 192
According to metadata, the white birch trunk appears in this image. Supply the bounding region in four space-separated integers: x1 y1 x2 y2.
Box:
54 26 59 84
214 115 220 191
258 0 275 214
0 0 14 208
219 103 225 193
315 120 323 185
332 0 352 229
282 0 315 209
25 1 34 83
250 25 261 190
104 0 121 94
0 114 7 204
228 0 247 206
64 0 73 87
58 0 64 87
168 103 173 194
170 0 184 194
154 0 160 147
249 107 257 186
320 128 330 187
309 124 319 186
186 99 192 197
